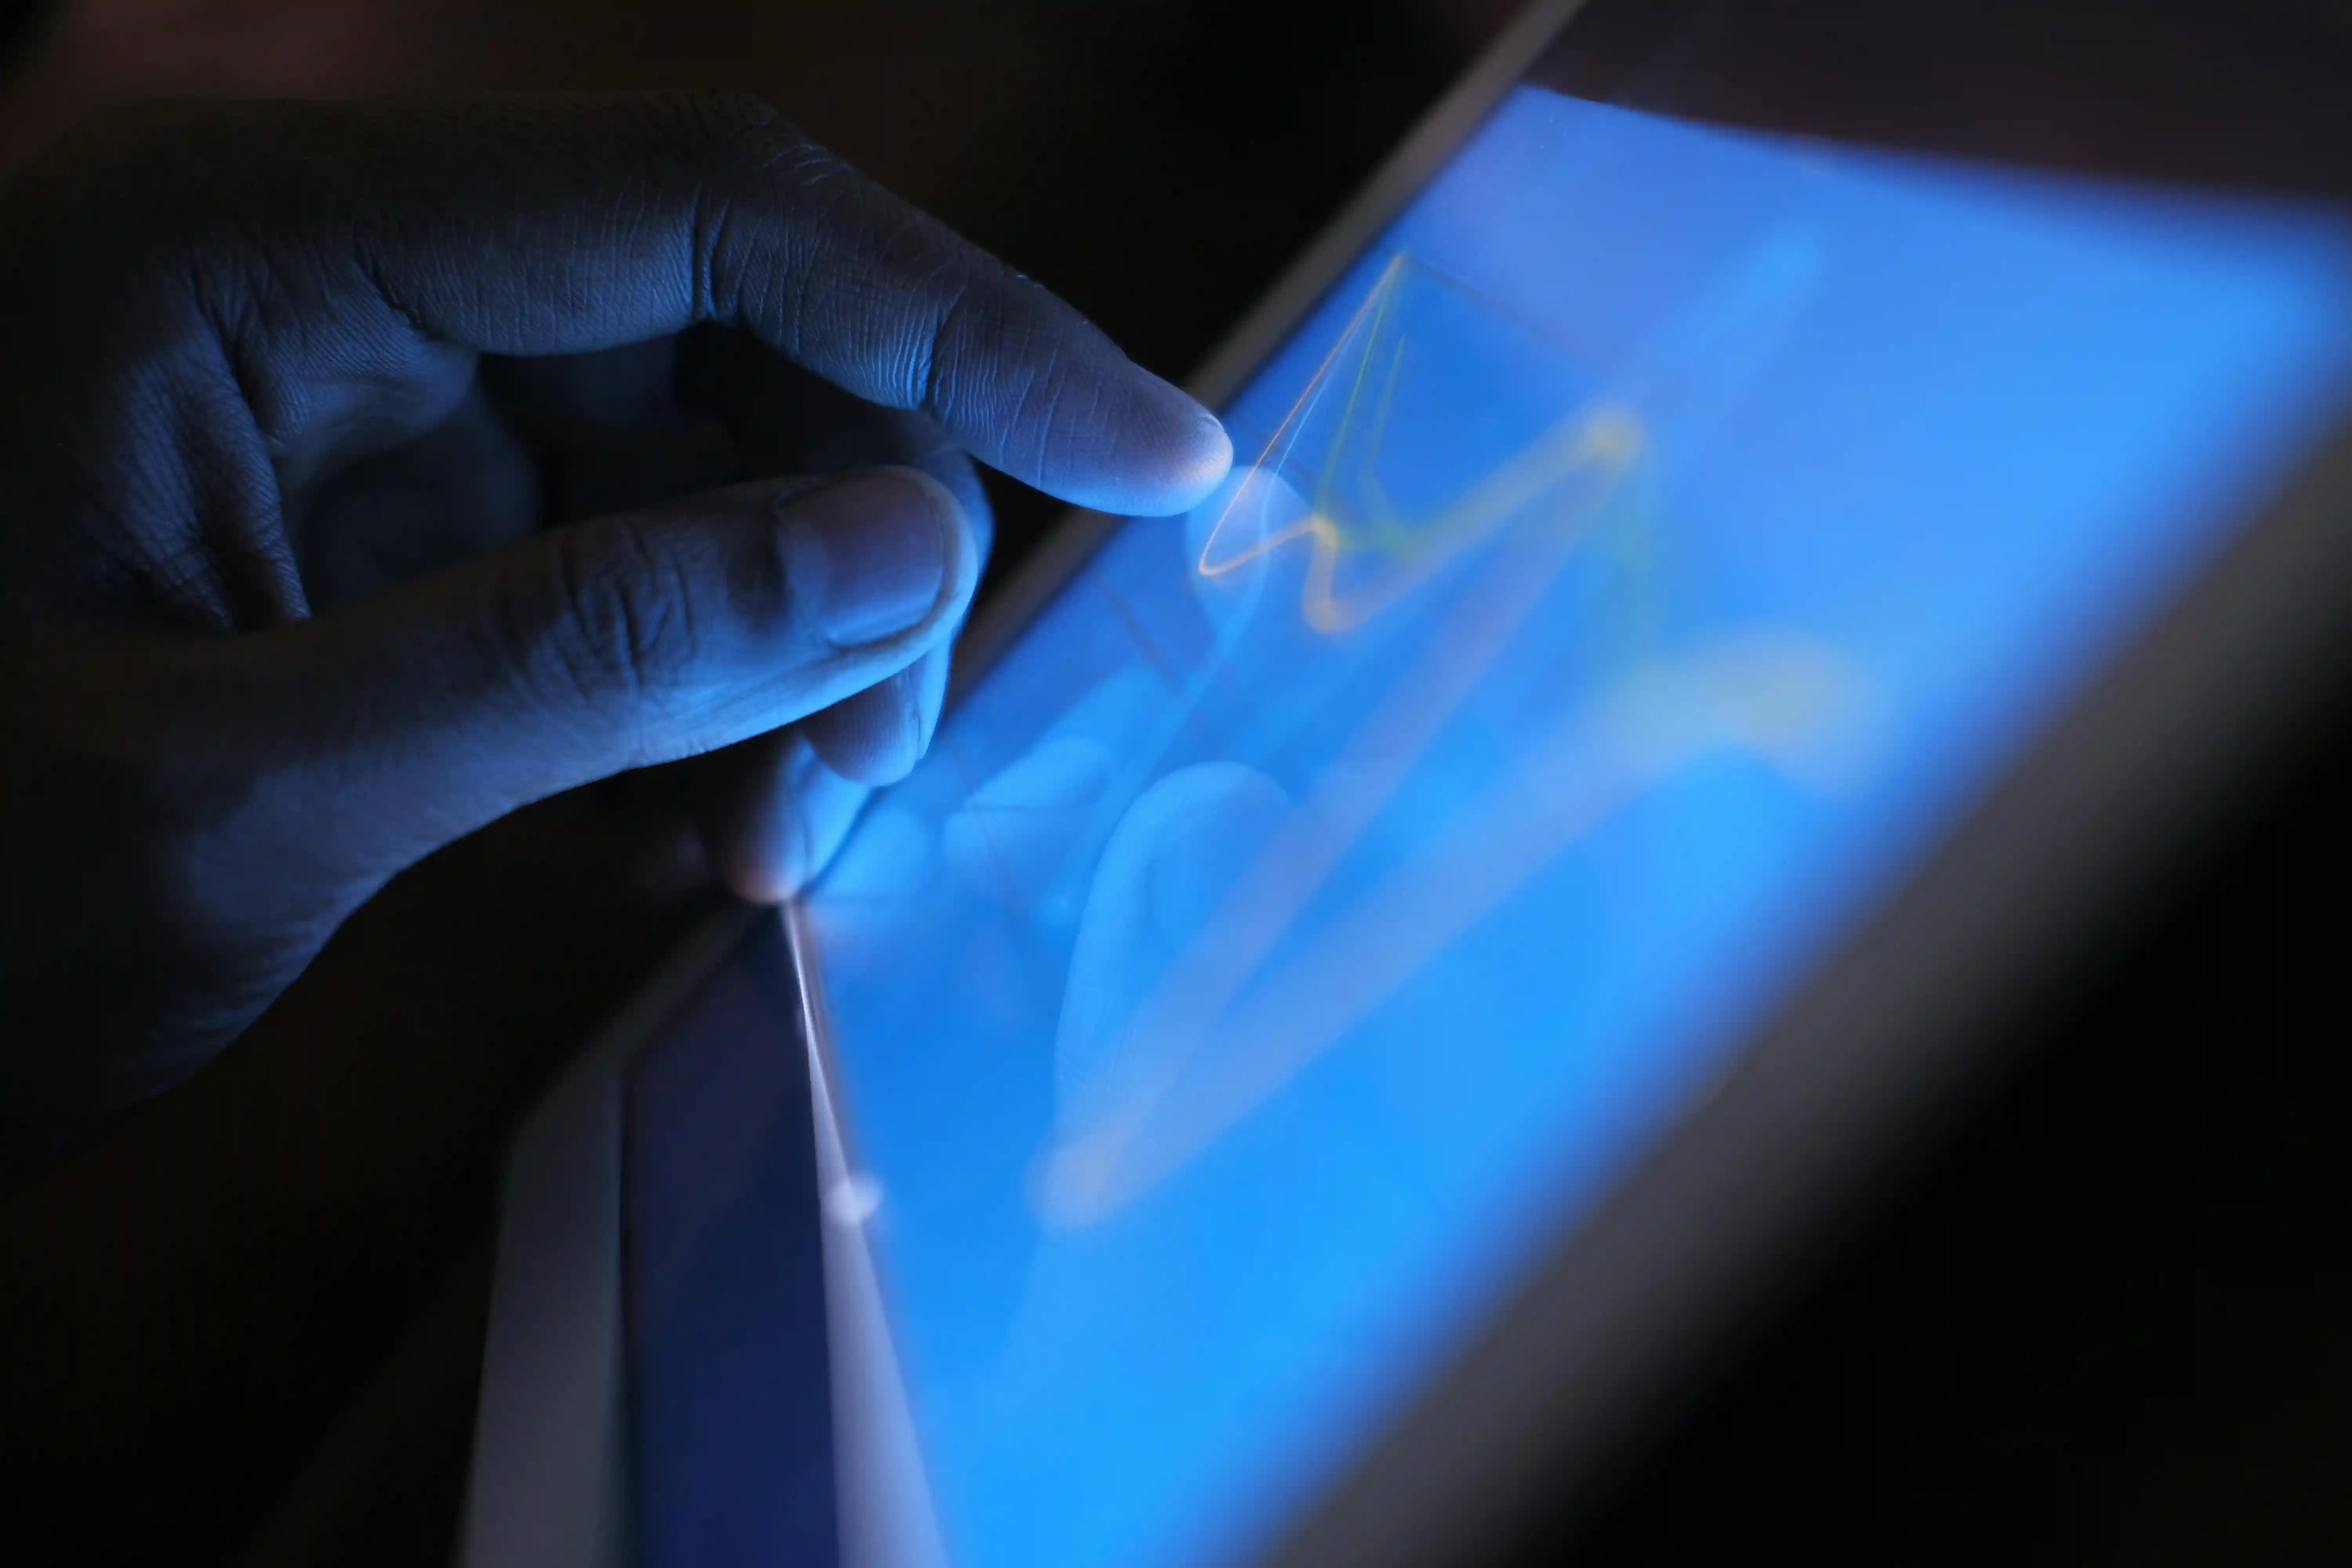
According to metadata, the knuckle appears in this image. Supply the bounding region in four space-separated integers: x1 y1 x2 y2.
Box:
673 89 825 323
532 523 703 720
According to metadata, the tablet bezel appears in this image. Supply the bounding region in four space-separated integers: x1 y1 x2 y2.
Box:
463 2 2352 1561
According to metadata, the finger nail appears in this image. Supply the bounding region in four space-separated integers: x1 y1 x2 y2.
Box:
779 468 958 646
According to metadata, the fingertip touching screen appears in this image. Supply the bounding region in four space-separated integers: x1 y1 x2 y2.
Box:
651 24 2352 1568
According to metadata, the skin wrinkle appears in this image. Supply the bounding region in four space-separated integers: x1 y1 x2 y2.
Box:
704 105 820 324
542 520 661 762
273 337 484 542
1068 370 1118 488
867 205 954 401
167 363 282 628
918 278 980 436
1030 347 1072 497
600 522 692 730
87 376 212 621
185 349 310 627
351 233 443 350
775 174 877 398
688 173 735 326
1006 330 1074 499
60 436 185 625
754 230 811 391
204 214 461 622
214 242 310 465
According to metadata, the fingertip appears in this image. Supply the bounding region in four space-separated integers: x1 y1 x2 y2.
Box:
803 663 927 785
784 744 876 894
1111 374 1235 517
695 731 874 902
717 835 802 906
697 743 801 904
1169 402 1238 512
1029 365 1233 517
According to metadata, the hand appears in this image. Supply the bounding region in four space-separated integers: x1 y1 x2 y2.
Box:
0 93 1232 1183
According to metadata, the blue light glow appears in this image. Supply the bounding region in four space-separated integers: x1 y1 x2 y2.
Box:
791 89 2352 1568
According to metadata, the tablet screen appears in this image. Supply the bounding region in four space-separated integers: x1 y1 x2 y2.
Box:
674 37 2352 1568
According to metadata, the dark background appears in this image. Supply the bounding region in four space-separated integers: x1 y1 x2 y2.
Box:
0 3 2347 1564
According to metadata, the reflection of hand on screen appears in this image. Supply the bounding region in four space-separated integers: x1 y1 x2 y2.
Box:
935 466 1305 924
941 666 1170 912
1053 762 1291 1136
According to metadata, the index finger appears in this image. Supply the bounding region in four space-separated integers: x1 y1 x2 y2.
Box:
272 94 1234 516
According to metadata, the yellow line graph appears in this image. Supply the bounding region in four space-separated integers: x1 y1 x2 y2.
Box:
1197 253 1649 633
1022 240 1861 1223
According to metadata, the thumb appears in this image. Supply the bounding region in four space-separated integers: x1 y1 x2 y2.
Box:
240 465 977 886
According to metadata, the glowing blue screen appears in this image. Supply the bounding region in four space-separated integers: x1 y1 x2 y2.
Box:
801 88 2352 1568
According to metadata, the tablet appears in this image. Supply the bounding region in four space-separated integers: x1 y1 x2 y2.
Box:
460 5 2352 1566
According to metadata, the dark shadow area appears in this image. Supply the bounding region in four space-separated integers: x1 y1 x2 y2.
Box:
1538 0 2352 198
1522 684 2352 1563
